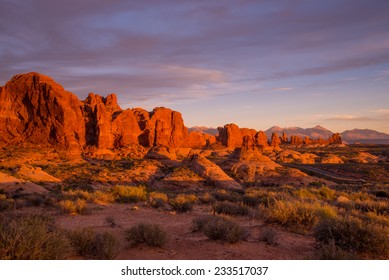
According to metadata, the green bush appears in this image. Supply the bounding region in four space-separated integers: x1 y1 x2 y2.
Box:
125 223 168 247
212 201 250 216
68 228 120 260
0 214 73 259
192 215 248 243
313 216 389 258
111 185 147 203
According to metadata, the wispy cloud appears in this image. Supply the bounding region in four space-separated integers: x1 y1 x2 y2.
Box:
321 114 376 122
271 87 293 92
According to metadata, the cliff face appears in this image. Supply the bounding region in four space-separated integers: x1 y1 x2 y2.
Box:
0 73 194 151
0 73 86 151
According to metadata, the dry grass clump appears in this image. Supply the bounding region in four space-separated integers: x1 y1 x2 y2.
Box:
169 194 197 212
64 189 115 205
293 186 336 201
68 228 120 260
199 192 216 204
58 199 88 215
212 189 242 203
260 228 279 245
314 215 389 259
315 240 354 260
105 216 119 228
0 213 73 259
243 189 277 208
192 215 248 243
125 223 168 247
148 192 168 208
261 200 319 233
111 185 147 203
0 197 15 212
92 190 115 205
212 201 250 216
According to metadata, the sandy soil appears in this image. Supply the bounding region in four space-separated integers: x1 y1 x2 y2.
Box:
56 204 315 260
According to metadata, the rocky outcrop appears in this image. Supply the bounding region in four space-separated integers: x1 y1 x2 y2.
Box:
0 73 200 151
281 132 288 143
188 131 216 148
269 132 281 147
0 72 86 151
187 154 242 190
218 123 242 148
254 131 268 147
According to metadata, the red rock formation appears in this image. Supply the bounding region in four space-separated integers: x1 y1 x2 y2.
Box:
218 123 242 148
328 133 342 144
269 132 281 147
188 131 216 148
303 136 312 145
150 107 188 148
254 131 268 147
290 135 303 145
281 132 288 143
0 73 194 151
0 72 85 151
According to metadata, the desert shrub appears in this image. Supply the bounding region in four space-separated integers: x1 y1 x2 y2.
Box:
315 205 338 220
242 194 262 207
364 212 389 227
348 191 374 202
199 192 216 204
92 191 115 205
169 194 197 212
293 188 316 200
125 223 168 247
148 192 168 208
260 228 279 245
354 200 388 215
111 185 147 203
262 200 319 233
68 228 120 260
0 214 73 259
0 198 15 212
313 216 389 258
58 199 88 215
212 201 250 216
318 186 336 200
315 240 354 260
193 215 248 243
212 190 242 203
370 189 389 199
105 216 119 228
66 189 92 200
243 189 266 207
24 194 45 207
308 181 325 187
192 215 221 232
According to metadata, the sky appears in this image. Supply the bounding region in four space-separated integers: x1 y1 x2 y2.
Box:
1 0 389 133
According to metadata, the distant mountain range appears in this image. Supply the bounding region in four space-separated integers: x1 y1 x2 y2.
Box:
264 125 333 139
188 126 219 136
189 125 389 144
